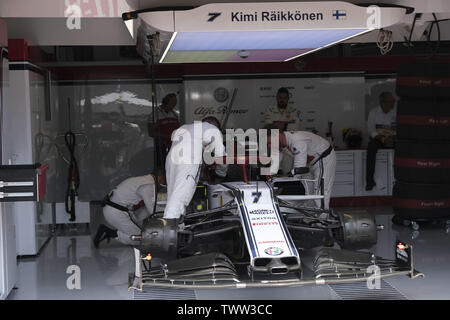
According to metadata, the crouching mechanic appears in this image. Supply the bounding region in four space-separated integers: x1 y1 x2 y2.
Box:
267 127 336 210
94 171 164 248
163 117 227 220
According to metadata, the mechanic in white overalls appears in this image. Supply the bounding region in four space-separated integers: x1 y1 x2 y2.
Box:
94 172 164 248
163 117 227 220
268 128 336 210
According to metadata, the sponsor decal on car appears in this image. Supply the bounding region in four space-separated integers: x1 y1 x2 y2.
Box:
264 247 284 256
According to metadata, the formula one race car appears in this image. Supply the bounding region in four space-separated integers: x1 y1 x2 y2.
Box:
129 155 423 290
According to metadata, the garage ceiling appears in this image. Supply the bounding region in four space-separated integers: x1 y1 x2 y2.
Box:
1 0 450 62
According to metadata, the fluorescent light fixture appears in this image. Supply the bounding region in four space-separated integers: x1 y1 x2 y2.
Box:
170 29 368 51
284 28 372 61
190 92 201 100
161 28 369 63
135 2 408 63
91 91 152 106
159 31 178 64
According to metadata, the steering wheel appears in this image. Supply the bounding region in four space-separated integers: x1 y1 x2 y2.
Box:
212 155 272 183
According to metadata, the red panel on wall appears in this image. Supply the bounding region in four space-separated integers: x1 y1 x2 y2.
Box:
330 196 393 207
47 54 450 81
8 39 29 61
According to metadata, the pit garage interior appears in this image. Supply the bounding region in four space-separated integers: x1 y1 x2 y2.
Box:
0 0 450 301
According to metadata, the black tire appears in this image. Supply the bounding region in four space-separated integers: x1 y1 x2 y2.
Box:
396 61 450 99
392 181 450 219
394 140 450 183
396 98 450 141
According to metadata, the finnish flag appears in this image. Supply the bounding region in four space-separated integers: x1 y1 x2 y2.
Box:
332 10 347 20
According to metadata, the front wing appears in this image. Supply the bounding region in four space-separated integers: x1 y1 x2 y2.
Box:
130 181 423 291
129 243 423 290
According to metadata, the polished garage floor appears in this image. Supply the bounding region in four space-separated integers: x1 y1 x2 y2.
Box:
7 206 450 300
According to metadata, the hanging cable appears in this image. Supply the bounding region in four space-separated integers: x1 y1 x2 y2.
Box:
426 13 441 58
405 13 420 54
376 29 394 55
147 33 164 168
64 98 80 222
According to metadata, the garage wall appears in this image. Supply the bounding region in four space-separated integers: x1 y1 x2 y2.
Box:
53 79 182 201
3 61 55 255
183 73 368 148
0 20 18 299
47 72 396 202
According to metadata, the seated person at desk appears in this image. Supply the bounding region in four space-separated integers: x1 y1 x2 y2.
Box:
365 91 396 191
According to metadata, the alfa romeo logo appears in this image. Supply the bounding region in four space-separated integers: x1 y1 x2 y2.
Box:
214 87 229 103
264 247 284 256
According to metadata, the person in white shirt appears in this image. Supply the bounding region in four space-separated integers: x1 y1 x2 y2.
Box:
267 128 336 210
365 91 397 191
163 117 227 220
94 172 165 248
261 87 301 131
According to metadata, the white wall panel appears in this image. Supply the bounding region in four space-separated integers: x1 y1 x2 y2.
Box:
0 51 18 299
183 74 367 148
4 63 52 255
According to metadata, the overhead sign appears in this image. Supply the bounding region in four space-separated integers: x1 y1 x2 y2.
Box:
139 1 407 32
135 2 407 63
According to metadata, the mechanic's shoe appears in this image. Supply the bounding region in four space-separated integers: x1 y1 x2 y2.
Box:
365 181 376 191
94 224 118 248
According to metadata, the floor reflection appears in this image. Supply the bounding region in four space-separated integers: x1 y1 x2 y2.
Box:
8 207 450 300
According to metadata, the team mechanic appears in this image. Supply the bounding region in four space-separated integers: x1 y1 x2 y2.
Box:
93 171 164 248
163 117 228 220
267 126 336 209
